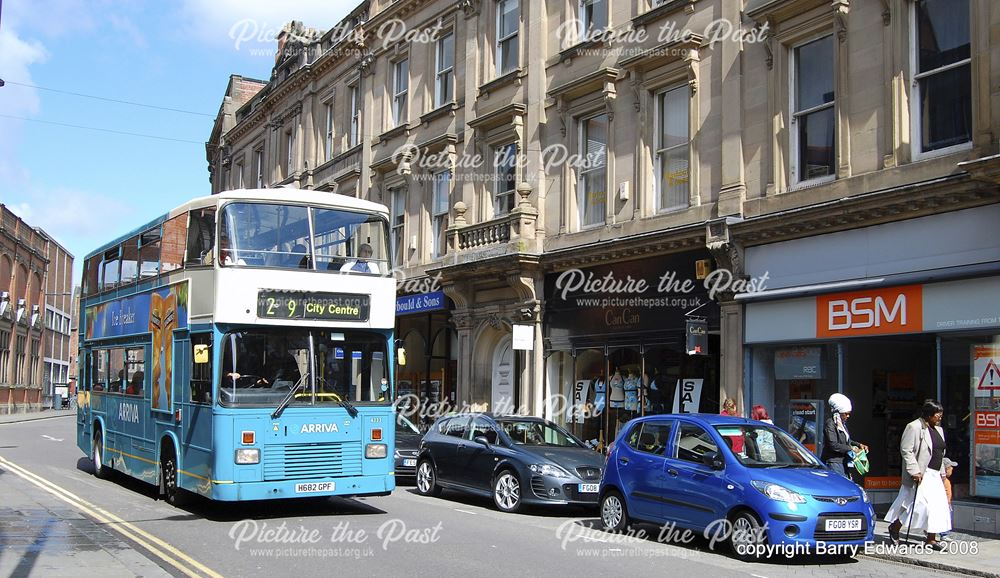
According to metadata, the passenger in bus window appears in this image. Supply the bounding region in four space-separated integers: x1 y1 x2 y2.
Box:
340 243 379 274
289 243 309 268
213 235 246 266
126 371 143 395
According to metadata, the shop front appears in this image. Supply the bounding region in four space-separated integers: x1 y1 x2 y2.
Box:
395 290 456 429
543 251 721 450
739 206 1000 526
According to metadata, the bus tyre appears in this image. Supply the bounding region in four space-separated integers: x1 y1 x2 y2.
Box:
415 460 441 497
493 469 522 513
160 447 187 507
600 490 631 533
92 429 109 479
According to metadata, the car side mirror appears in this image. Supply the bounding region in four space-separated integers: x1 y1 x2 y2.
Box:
702 451 724 470
474 435 491 448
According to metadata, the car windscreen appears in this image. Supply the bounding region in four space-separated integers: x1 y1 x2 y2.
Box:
498 420 583 448
714 424 822 468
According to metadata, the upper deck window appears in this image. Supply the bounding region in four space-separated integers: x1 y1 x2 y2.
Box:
219 202 390 275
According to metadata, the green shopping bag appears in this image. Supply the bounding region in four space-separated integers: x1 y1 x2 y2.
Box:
851 448 870 476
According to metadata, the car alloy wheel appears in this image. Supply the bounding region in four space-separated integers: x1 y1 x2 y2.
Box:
415 460 441 497
601 492 629 533
493 471 522 513
729 511 766 560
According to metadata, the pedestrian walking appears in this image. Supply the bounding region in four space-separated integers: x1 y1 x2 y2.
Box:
820 393 868 480
885 399 952 549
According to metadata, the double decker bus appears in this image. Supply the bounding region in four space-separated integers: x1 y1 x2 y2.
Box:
76 189 397 503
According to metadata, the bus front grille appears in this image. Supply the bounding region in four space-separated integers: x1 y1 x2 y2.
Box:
263 442 364 481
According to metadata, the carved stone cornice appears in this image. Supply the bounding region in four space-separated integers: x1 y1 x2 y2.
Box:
731 174 1000 247
541 223 706 272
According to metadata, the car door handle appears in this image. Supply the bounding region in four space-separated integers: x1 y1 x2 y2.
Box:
667 469 679 477
619 457 629 465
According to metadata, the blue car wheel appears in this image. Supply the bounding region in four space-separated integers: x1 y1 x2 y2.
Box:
600 491 630 533
730 510 766 560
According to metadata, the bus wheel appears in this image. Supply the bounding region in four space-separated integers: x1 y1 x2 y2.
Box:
92 429 109 479
160 446 186 506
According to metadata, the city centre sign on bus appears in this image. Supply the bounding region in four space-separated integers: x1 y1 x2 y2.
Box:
816 285 923 338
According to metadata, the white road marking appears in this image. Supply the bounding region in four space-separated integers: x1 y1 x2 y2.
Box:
454 508 479 515
42 434 64 442
0 454 222 578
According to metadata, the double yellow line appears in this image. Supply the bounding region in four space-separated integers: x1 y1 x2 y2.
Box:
0 454 222 578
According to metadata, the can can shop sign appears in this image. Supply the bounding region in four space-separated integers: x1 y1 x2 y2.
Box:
816 285 923 338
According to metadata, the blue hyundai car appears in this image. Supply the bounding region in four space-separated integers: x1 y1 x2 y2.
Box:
599 414 874 558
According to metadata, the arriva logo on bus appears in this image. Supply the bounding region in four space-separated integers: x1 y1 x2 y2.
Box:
300 423 340 434
118 403 140 424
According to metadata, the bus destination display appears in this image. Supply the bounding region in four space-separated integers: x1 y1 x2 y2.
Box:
257 290 370 321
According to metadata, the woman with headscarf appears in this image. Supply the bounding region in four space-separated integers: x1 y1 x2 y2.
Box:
885 400 951 549
821 393 868 480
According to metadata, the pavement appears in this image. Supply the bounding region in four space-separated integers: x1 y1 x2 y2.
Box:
2 408 1000 577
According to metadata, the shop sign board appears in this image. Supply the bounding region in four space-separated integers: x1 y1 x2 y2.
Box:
774 347 823 380
570 379 591 424
973 411 1000 499
671 379 703 413
816 285 923 338
974 346 1000 396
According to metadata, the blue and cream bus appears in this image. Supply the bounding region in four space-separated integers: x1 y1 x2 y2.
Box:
76 189 397 503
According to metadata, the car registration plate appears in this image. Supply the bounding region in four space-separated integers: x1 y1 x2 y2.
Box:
295 482 335 493
578 483 600 493
824 518 862 532
403 459 417 467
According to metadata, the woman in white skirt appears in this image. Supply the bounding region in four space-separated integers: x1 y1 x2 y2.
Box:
885 399 951 550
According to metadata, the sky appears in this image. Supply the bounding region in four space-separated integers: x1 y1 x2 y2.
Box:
0 0 357 282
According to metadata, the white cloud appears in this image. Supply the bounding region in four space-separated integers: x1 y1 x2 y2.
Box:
0 25 48 186
179 0 353 51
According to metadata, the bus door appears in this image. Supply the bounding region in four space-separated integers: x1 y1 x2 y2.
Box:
180 332 214 490
77 348 92 450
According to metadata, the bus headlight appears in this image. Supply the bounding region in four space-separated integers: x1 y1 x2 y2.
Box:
235 448 260 464
365 443 388 459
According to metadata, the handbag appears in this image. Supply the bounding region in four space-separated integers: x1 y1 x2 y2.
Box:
850 448 870 476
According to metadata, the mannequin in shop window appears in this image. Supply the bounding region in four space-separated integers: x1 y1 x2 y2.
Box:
647 368 665 414
623 369 639 413
608 368 625 410
592 375 606 414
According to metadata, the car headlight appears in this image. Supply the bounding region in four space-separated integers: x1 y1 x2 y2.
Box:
529 464 571 478
861 488 870 503
393 449 401 459
751 480 806 503
235 448 260 464
366 443 388 459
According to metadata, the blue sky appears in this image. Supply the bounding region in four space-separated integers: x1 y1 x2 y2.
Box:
0 0 355 281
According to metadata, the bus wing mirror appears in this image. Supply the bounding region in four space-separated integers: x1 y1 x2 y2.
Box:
397 348 406 366
194 344 210 364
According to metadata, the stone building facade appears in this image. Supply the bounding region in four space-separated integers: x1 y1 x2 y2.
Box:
208 0 1000 509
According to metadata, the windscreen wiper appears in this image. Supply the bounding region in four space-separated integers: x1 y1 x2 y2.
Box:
271 374 308 419
338 396 358 418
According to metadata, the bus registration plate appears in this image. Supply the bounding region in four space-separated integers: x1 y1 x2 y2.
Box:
295 482 335 494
